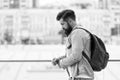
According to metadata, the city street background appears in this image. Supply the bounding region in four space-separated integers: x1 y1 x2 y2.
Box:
0 0 120 80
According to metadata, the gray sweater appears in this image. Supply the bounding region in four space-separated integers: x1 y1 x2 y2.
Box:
58 26 94 79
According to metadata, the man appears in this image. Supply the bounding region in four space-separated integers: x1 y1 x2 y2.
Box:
52 9 94 80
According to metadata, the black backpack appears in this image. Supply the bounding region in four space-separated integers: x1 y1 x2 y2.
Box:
74 28 109 71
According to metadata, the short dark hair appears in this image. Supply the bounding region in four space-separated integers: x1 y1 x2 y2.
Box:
56 9 76 21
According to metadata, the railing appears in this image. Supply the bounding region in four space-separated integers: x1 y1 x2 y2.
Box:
0 59 119 62
0 45 119 80
0 60 119 80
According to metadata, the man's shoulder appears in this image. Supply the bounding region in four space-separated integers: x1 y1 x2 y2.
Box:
72 27 89 36
68 27 90 41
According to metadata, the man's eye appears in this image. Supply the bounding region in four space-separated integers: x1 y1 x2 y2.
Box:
61 23 63 25
61 23 64 25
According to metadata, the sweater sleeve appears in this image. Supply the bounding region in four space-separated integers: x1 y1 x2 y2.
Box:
59 30 85 68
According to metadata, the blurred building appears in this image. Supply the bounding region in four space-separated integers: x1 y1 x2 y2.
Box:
98 0 120 44
0 0 119 44
0 0 34 9
99 0 120 10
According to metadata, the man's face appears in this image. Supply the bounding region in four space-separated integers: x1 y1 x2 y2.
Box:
59 19 72 36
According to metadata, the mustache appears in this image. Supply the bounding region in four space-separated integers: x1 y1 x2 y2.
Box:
62 27 72 36
62 28 67 31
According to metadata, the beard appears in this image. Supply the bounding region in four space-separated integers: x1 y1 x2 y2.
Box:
63 23 73 36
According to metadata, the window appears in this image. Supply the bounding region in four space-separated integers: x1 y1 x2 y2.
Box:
21 0 26 2
9 0 19 8
4 15 13 26
3 0 9 2
3 5 9 8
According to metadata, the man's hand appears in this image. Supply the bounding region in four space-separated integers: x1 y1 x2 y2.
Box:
51 58 59 66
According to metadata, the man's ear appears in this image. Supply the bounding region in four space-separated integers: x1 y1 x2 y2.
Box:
67 18 73 25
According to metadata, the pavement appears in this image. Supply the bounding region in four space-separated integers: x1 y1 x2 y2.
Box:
0 45 119 80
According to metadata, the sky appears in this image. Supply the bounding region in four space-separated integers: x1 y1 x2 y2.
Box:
38 0 96 6
38 0 70 5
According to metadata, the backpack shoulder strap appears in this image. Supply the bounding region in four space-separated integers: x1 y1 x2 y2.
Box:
73 27 92 35
82 51 91 62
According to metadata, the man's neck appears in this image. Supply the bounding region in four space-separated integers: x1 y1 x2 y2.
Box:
72 22 77 29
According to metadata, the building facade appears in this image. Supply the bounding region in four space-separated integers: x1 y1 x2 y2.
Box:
0 0 119 44
0 0 34 9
